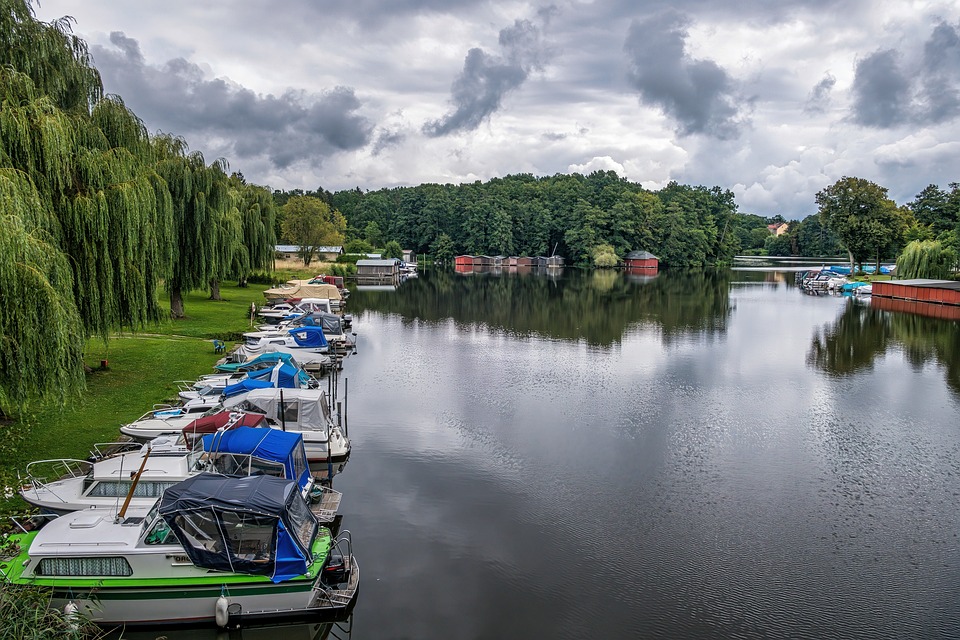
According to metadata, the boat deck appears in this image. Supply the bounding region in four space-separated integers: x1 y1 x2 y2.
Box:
310 486 342 523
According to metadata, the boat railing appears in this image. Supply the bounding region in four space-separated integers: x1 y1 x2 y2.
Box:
89 441 143 460
20 458 93 490
310 529 357 608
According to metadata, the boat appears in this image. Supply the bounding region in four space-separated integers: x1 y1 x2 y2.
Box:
245 313 354 354
2 474 358 628
18 425 341 522
230 326 334 374
262 281 344 310
222 388 350 465
120 361 318 442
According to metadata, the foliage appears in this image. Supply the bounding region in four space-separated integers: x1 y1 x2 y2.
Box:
896 240 957 279
431 232 456 265
591 244 619 267
304 171 739 268
382 240 403 260
281 196 346 267
0 583 102 640
345 239 372 254
816 177 907 269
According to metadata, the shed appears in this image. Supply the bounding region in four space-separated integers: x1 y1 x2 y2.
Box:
624 250 659 270
546 255 564 267
871 279 960 306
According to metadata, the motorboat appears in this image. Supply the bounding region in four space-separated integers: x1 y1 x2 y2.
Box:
18 426 340 522
222 388 350 465
2 474 358 628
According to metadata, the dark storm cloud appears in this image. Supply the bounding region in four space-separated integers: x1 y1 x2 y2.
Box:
623 10 745 139
852 21 960 128
919 21 960 123
91 32 374 169
851 49 910 127
804 73 836 114
423 17 551 137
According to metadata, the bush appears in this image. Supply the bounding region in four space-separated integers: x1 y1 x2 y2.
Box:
0 582 100 639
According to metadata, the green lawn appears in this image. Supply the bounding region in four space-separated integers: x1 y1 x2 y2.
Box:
1 281 293 509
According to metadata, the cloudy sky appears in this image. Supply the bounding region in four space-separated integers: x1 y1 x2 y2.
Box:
32 0 960 218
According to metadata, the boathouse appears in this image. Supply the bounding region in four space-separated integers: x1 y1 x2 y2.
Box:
455 255 473 266
546 255 565 268
872 279 960 306
356 259 400 284
624 250 659 270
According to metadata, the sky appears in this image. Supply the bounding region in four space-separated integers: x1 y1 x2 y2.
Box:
31 0 960 219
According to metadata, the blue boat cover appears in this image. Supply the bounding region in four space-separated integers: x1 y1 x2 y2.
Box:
201 426 311 489
222 378 274 398
289 326 328 348
245 362 311 387
158 473 318 582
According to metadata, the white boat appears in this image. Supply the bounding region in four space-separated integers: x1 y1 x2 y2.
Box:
19 424 340 521
222 388 350 464
2 474 358 628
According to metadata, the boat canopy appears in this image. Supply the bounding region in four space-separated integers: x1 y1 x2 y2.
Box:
214 352 298 373
288 326 328 348
298 313 344 337
222 388 332 432
245 361 312 387
158 474 318 583
222 378 275 398
181 411 268 446
201 427 310 489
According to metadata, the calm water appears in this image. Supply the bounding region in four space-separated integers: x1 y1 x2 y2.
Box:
154 267 960 640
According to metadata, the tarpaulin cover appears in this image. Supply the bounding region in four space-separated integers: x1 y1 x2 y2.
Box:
181 411 267 439
201 426 311 488
214 352 298 373
245 362 311 387
158 474 318 582
222 378 274 398
288 326 328 348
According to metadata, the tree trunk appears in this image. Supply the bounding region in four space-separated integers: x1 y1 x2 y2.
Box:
170 287 185 319
209 278 222 301
847 249 855 274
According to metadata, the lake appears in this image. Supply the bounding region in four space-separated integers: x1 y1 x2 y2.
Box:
152 265 960 639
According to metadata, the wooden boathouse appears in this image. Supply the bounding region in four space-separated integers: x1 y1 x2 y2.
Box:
624 250 659 270
872 279 960 306
355 259 400 284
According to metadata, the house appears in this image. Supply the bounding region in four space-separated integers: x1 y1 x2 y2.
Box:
316 246 344 261
624 250 659 270
767 223 789 236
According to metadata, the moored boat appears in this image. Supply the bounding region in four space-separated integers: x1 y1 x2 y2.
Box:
1 474 358 628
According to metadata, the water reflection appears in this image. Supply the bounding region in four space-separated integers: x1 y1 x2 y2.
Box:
105 614 353 640
348 269 733 346
808 297 960 395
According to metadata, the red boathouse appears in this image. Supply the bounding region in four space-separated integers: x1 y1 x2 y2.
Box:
624 250 659 271
871 279 960 306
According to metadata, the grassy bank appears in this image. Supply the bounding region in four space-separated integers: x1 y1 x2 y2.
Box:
0 282 293 511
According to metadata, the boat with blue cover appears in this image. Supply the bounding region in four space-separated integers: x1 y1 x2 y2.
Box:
2 474 358 628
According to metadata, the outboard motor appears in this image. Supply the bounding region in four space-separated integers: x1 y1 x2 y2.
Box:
321 554 347 586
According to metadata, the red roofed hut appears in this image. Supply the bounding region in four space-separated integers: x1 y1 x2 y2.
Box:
624 250 659 271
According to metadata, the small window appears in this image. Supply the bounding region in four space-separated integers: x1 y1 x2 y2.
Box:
87 481 178 498
144 518 178 545
38 556 133 576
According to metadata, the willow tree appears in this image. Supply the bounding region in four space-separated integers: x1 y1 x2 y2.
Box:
1 1 174 411
230 174 277 287
154 135 232 317
896 240 957 279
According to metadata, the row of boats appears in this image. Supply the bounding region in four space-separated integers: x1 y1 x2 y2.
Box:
797 267 885 296
1 289 362 631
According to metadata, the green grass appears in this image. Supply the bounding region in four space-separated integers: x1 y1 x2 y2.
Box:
0 281 285 510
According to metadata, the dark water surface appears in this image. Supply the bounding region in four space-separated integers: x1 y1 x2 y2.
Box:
166 267 960 640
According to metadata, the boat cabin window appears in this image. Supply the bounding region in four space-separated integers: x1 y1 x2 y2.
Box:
144 517 178 545
37 556 132 576
86 480 179 498
278 402 299 424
